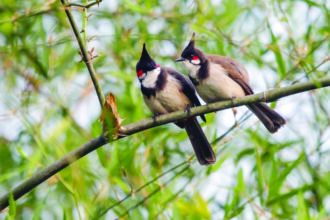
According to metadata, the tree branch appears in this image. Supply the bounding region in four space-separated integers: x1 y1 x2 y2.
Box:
60 0 105 107
119 77 330 135
0 77 329 211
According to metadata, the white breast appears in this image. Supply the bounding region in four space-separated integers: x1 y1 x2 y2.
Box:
196 63 245 103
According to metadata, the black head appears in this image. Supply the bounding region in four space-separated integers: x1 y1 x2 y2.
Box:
176 33 206 65
136 44 158 80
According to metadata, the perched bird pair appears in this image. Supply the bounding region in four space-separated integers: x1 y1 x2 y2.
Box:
136 34 286 166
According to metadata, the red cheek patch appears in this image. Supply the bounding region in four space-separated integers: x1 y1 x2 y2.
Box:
137 70 144 77
192 56 199 60
156 64 160 68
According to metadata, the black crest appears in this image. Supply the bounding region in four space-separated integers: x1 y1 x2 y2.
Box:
136 43 157 73
181 33 196 59
180 33 207 63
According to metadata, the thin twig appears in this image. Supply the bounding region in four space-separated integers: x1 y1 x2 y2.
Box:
211 111 251 145
93 160 190 218
81 0 88 44
0 77 329 210
291 57 329 85
65 0 102 9
60 0 105 106
117 165 190 219
151 185 186 219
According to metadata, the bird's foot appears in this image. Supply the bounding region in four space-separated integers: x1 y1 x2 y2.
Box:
231 96 237 105
152 113 160 123
184 105 191 116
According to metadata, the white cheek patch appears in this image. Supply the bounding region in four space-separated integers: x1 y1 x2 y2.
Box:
191 59 200 65
181 60 200 79
138 73 146 80
142 67 161 88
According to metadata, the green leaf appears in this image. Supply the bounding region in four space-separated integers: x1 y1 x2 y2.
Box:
267 22 286 77
123 0 148 13
207 153 230 174
237 168 245 193
235 148 254 163
91 119 102 138
32 196 47 220
268 153 305 201
297 191 310 220
96 147 108 168
267 184 313 206
255 143 264 204
8 192 16 217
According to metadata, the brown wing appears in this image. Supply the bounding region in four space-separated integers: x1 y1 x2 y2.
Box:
231 78 254 95
207 54 254 95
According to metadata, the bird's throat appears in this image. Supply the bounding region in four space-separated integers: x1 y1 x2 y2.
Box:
142 67 161 88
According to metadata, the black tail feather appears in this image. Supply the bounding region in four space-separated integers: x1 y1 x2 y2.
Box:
184 118 216 165
248 103 286 133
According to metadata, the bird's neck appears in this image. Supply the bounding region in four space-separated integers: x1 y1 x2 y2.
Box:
186 59 209 84
198 59 209 80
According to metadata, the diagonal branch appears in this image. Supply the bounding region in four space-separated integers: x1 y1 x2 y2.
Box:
119 77 330 135
0 77 329 210
61 0 105 106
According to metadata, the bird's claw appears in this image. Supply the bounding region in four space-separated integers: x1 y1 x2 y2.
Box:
184 105 191 116
152 113 159 123
231 96 236 105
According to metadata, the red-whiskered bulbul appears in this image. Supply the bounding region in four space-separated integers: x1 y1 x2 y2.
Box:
176 34 286 133
136 44 216 165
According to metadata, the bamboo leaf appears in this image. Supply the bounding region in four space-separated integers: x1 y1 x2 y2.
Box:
267 22 286 77
268 153 305 201
267 184 313 206
297 192 310 220
8 193 15 217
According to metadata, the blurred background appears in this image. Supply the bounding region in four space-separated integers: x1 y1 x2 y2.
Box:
0 0 329 219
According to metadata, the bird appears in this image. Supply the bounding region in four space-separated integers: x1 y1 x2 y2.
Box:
176 33 286 133
136 43 216 165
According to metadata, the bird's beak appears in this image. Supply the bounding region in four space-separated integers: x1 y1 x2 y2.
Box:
175 57 185 62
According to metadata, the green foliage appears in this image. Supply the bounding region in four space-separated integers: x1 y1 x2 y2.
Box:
174 194 211 219
8 193 15 219
0 0 329 219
